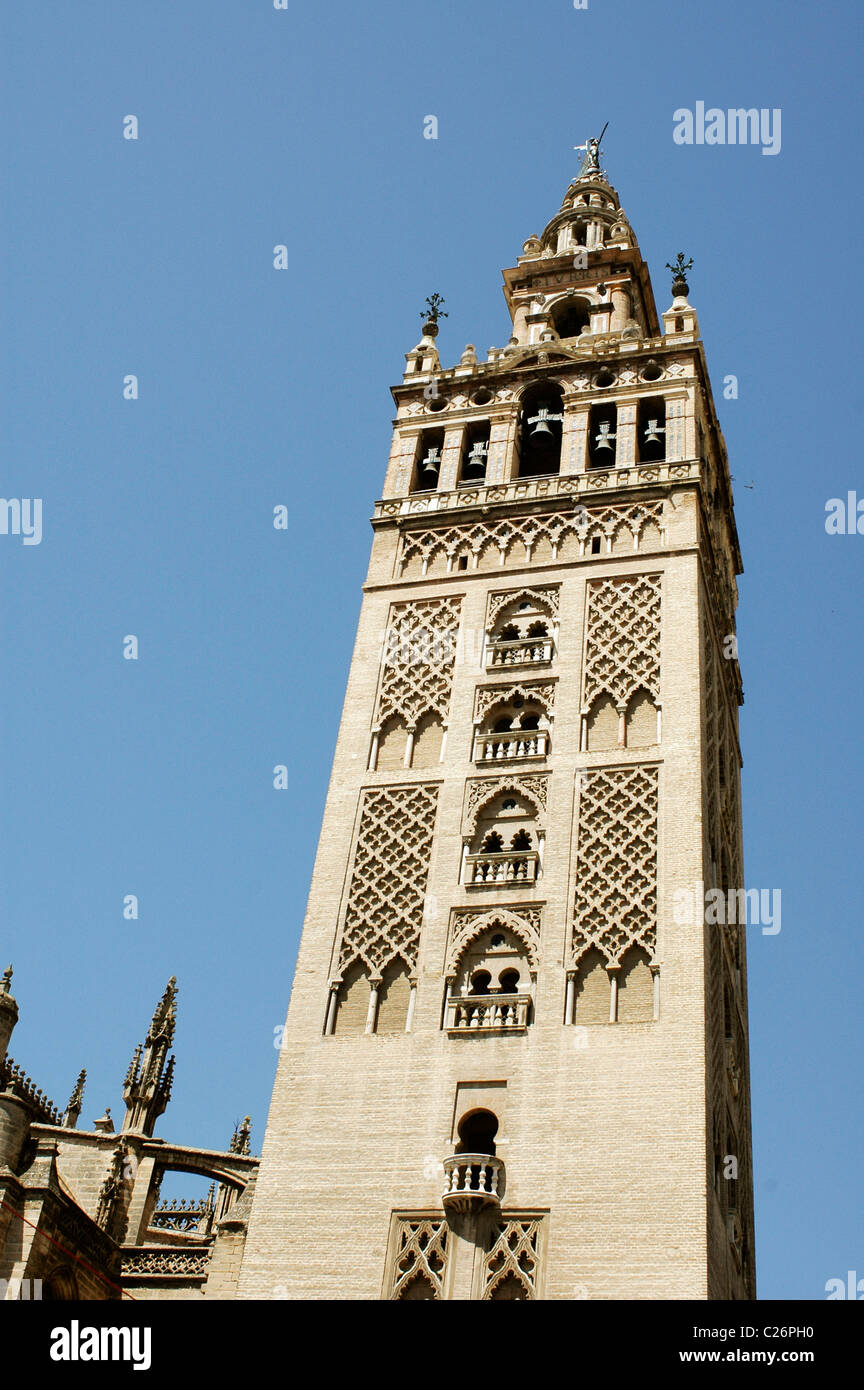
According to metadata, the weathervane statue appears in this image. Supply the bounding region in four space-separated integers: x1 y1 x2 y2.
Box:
574 121 608 178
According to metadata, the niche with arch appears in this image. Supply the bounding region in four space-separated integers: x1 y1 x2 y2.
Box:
551 295 591 340
474 693 549 764
446 922 534 1031
486 591 557 670
465 790 542 886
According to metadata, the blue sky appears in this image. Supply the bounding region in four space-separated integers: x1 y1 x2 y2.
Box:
1 0 860 1299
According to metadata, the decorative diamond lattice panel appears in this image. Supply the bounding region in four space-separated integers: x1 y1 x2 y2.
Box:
571 766 658 966
582 574 661 709
376 596 462 727
339 785 439 977
483 1219 542 1300
391 1219 449 1300
464 774 549 835
400 502 663 573
446 905 542 975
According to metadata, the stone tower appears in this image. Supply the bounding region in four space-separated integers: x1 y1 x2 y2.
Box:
238 140 754 1300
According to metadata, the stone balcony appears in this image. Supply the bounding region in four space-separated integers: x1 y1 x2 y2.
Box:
486 638 554 670
442 1154 504 1212
445 992 531 1033
465 851 538 886
473 730 548 763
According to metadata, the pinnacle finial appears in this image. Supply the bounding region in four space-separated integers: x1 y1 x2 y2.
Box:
1 966 12 995
230 1115 252 1155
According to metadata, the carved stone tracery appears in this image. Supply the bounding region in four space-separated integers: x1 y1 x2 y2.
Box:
487 585 560 629
474 681 556 725
375 596 462 729
464 774 549 836
399 501 663 574
445 906 542 976
582 574 661 711
391 1219 449 1300
571 765 658 967
337 785 439 978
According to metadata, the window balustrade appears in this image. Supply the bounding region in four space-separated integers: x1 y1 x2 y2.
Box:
441 1154 504 1211
465 851 538 885
487 637 554 669
445 992 531 1032
473 730 548 762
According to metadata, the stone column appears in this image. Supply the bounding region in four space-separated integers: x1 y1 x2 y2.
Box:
616 401 637 467
438 426 464 492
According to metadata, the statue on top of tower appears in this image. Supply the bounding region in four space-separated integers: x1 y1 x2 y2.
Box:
574 122 608 179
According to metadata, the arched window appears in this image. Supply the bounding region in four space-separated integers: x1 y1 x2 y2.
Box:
411 428 445 492
518 384 564 478
488 1272 531 1300
487 595 556 669
446 923 533 1029
467 792 541 886
459 423 490 485
638 397 666 463
551 297 591 339
475 700 548 763
456 1109 498 1155
588 403 618 468
398 1272 438 1300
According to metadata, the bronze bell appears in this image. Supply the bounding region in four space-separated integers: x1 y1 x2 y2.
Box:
418 445 441 488
594 420 617 452
527 405 563 443
643 418 665 447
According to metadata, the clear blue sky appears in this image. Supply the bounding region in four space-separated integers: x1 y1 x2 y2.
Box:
1 0 860 1300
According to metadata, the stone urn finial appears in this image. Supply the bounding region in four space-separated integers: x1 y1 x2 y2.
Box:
665 252 694 298
421 292 447 338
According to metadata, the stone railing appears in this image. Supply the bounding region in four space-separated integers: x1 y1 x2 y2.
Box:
465 851 538 886
473 730 548 762
445 993 531 1032
374 459 699 521
442 1155 504 1212
487 638 554 669
120 1246 212 1281
150 1195 214 1235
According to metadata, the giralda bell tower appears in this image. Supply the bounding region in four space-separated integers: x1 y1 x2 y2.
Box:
238 136 755 1301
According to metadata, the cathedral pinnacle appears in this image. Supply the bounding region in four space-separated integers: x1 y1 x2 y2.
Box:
121 977 178 1137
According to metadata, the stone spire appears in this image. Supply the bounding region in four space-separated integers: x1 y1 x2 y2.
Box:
121 977 177 1136
501 144 658 351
